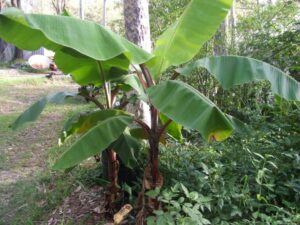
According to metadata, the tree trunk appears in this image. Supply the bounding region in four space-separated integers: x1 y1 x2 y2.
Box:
123 1 163 220
0 1 16 62
213 16 229 56
124 0 152 127
52 0 65 15
11 0 23 59
124 0 152 53
0 0 4 10
230 0 237 51
79 0 84 19
0 39 15 62
123 0 153 185
102 0 107 26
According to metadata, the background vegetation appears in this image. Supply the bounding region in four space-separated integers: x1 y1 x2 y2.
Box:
0 0 299 224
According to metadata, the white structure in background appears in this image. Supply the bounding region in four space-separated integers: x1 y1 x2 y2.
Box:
28 54 51 69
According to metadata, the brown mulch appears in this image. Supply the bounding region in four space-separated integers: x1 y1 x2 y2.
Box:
47 185 109 225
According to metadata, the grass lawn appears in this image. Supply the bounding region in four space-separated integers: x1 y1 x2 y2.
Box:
0 70 106 225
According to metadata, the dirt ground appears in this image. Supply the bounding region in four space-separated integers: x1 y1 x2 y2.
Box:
0 69 108 225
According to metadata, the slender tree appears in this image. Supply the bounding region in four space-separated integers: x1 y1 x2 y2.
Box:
230 0 237 49
0 1 15 62
123 0 152 127
52 0 66 15
123 0 160 220
102 0 106 25
11 0 23 59
0 0 3 10
124 0 152 53
213 16 229 56
79 0 84 19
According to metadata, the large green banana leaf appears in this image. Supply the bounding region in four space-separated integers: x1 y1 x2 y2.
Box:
129 128 166 145
59 109 132 144
160 113 183 142
0 8 152 85
147 0 233 80
11 92 79 130
115 74 148 101
112 133 141 169
147 81 233 141
55 48 130 85
118 74 145 96
53 114 134 170
226 114 250 135
177 56 300 101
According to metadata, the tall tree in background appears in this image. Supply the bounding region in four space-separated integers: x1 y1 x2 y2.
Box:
102 0 106 25
0 1 15 62
11 0 23 59
123 0 152 127
213 18 229 56
79 0 84 19
123 1 154 218
52 0 65 15
11 0 21 8
230 0 237 50
124 0 152 53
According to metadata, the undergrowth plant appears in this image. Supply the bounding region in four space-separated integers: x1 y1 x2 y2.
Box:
159 102 300 224
1 0 300 223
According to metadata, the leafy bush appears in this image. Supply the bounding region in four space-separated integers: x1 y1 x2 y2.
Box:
158 104 300 224
237 1 300 80
146 184 211 225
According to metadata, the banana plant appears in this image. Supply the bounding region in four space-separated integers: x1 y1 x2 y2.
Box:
1 0 300 222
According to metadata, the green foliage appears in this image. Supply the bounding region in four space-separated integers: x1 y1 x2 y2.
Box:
160 113 183 142
148 80 234 141
149 0 190 40
147 0 233 80
0 8 152 85
237 1 300 80
1 3 300 224
53 113 134 169
147 184 211 225
111 133 141 169
177 56 300 101
159 104 300 224
59 109 131 144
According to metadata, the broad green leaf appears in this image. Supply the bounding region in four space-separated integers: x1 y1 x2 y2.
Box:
147 81 233 141
11 92 77 130
114 74 148 101
0 8 152 63
112 134 141 169
129 128 149 140
0 8 152 85
59 109 131 144
129 128 166 145
160 113 183 141
119 74 145 96
177 56 300 101
226 114 250 135
147 0 233 80
55 48 130 85
53 115 134 170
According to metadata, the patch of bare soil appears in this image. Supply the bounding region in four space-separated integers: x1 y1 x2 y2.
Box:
0 68 45 77
47 186 108 225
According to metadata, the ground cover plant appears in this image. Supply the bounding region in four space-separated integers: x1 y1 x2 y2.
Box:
1 0 300 224
157 101 300 224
